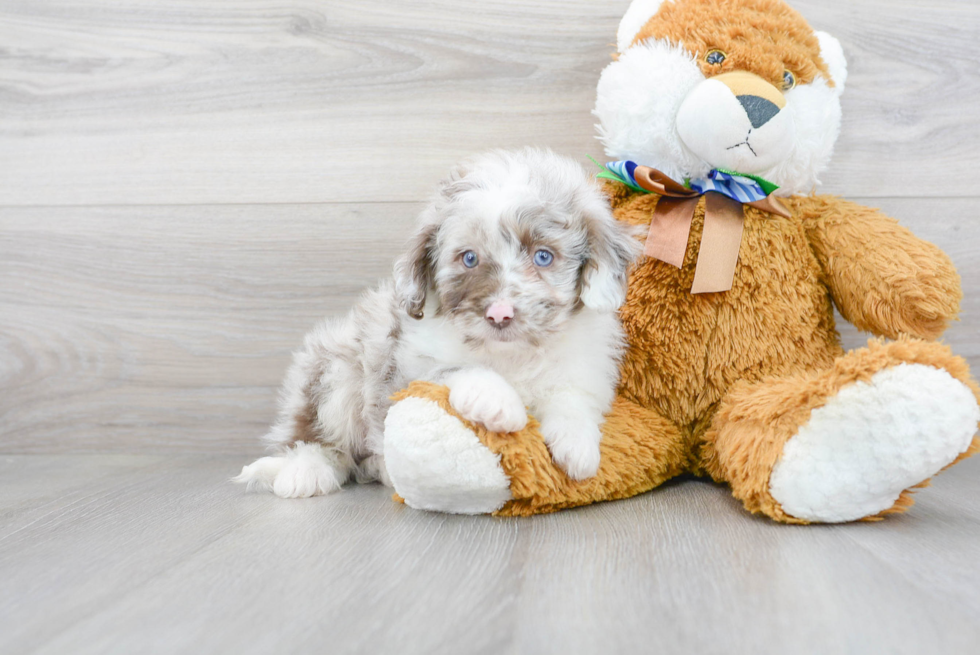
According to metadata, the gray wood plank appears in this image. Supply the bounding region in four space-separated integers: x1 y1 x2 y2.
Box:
509 480 980 655
0 453 164 535
1 454 978 655
840 459 980 614
2 2 978 653
0 203 417 452
1 0 979 205
1 198 977 453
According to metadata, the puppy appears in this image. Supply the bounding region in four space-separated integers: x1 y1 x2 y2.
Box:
235 148 641 498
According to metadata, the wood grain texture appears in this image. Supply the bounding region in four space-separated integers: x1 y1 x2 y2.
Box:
1 454 979 655
0 203 418 452
1 198 976 454
2 2 979 653
1 0 979 205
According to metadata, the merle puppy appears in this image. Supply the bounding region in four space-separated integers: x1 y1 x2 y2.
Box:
235 148 641 498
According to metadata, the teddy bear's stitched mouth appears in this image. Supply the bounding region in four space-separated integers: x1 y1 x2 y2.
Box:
725 129 758 157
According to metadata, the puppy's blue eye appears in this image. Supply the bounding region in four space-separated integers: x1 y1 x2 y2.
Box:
462 250 479 268
533 249 554 267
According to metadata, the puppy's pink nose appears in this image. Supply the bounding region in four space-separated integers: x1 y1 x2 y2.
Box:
485 302 514 327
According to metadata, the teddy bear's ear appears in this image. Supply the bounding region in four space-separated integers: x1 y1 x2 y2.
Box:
617 0 668 53
815 31 848 95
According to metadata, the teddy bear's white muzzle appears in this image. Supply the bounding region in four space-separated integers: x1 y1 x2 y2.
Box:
676 73 795 174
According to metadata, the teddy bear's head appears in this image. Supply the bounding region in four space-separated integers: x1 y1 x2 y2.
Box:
594 0 847 196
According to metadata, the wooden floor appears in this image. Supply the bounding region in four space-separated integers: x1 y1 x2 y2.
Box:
2 455 980 654
2 1 979 653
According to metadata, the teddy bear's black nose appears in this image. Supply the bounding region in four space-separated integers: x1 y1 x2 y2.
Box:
737 95 781 129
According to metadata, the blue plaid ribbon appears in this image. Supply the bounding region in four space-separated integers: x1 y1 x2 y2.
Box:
599 160 776 203
602 160 647 193
689 169 768 203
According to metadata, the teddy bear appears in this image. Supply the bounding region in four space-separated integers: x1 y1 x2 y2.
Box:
380 0 980 523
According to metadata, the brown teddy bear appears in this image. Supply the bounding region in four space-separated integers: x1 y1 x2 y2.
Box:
381 0 980 523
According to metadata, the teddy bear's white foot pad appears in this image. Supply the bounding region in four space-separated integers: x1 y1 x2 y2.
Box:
384 397 512 514
769 364 979 522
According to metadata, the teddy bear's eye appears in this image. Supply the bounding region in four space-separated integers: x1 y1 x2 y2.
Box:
782 70 797 91
705 49 727 65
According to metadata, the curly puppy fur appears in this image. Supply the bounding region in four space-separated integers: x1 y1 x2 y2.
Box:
234 149 641 497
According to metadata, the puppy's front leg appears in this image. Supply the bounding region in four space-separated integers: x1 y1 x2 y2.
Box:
441 368 528 433
535 394 604 481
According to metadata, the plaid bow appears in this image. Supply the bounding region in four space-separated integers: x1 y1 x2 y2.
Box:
597 160 790 294
600 161 777 204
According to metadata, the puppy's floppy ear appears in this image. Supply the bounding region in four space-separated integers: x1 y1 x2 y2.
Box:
394 160 479 318
393 159 477 319
579 196 642 312
393 219 437 320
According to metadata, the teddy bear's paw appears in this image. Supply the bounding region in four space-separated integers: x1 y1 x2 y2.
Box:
541 418 602 481
769 364 979 523
383 396 512 514
447 368 528 433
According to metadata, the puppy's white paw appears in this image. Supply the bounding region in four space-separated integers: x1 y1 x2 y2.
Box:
541 419 602 481
355 453 393 487
233 456 284 493
272 442 345 499
447 369 528 433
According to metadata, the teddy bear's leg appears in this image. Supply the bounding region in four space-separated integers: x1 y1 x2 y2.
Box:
383 386 514 514
384 381 690 516
702 339 980 523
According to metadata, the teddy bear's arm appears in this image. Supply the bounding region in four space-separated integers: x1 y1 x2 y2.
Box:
795 195 962 340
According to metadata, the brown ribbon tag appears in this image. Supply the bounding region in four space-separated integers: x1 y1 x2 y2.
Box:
643 196 699 267
630 165 791 294
692 194 745 294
